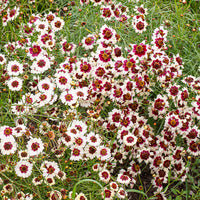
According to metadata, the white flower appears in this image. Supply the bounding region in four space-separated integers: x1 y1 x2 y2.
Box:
35 92 52 107
30 55 51 74
0 53 7 65
13 125 26 137
123 134 137 146
75 192 87 200
27 137 44 157
70 147 83 161
50 190 62 200
81 34 96 50
15 160 33 178
97 146 111 161
7 60 23 76
60 90 78 106
35 19 49 33
117 187 127 199
0 136 17 155
117 173 130 185
84 145 98 159
51 17 65 31
41 161 60 178
18 150 30 160
55 72 72 91
99 169 111 183
32 177 43 186
86 132 101 146
0 125 13 138
6 77 23 91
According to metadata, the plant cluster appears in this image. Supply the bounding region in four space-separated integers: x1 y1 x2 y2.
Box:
0 0 199 200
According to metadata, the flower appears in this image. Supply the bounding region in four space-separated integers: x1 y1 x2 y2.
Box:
35 19 49 33
101 6 113 20
27 137 44 157
15 160 33 178
98 146 111 161
41 161 60 178
0 126 13 138
103 188 114 200
75 193 87 200
3 183 13 194
18 150 30 160
87 132 101 146
109 181 119 192
61 40 76 55
117 187 127 199
51 17 65 31
82 34 96 50
49 190 62 200
7 60 24 76
0 53 6 65
132 42 148 57
30 55 51 74
32 177 43 186
117 173 131 185
133 19 148 34
0 136 17 155
165 114 181 131
6 77 23 91
60 90 78 106
99 169 111 183
70 147 83 161
45 177 55 186
61 133 74 147
73 134 86 148
123 134 137 146
99 25 117 44
55 72 72 91
37 78 54 93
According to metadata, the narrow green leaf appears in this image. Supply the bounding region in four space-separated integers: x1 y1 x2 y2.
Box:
72 179 105 200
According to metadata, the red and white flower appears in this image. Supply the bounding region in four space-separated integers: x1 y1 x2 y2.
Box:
61 40 76 55
132 42 148 57
117 173 130 185
0 136 17 155
99 25 117 44
117 187 127 199
7 60 23 76
6 77 23 91
0 53 6 65
30 55 51 74
123 134 137 146
98 146 111 161
51 17 65 31
27 137 44 157
70 147 83 161
99 169 111 183
41 161 60 178
37 78 54 93
15 160 33 178
82 34 96 50
28 44 43 59
0 126 13 138
60 90 78 106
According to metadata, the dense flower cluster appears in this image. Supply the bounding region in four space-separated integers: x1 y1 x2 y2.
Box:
0 0 199 200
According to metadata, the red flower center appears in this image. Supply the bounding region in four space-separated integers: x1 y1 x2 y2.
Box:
20 165 28 173
11 81 19 87
4 142 13 150
11 65 19 72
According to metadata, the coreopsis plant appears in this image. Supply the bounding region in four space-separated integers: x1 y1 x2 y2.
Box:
0 0 199 200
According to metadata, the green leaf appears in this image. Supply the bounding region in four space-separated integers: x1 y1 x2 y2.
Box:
72 179 105 200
